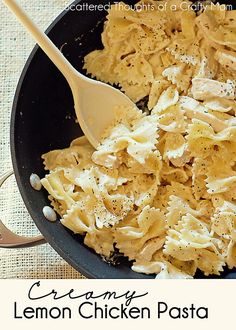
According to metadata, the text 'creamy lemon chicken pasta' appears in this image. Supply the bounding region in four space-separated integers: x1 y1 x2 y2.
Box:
41 0 236 278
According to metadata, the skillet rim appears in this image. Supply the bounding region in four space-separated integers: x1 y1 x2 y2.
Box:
9 0 236 279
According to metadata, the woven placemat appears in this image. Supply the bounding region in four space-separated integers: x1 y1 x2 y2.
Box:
0 0 85 279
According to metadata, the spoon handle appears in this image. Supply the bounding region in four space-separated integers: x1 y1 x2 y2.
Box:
3 0 79 86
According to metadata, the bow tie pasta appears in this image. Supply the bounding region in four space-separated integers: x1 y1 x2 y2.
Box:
41 0 236 278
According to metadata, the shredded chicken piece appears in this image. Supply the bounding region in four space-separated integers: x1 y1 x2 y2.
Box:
191 78 235 101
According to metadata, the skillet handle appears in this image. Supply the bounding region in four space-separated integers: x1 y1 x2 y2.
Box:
0 170 46 248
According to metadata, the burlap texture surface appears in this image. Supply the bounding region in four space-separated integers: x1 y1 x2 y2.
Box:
0 0 85 279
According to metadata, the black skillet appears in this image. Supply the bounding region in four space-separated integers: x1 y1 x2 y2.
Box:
5 0 236 278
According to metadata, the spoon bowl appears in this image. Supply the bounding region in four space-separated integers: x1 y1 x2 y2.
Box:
72 77 135 148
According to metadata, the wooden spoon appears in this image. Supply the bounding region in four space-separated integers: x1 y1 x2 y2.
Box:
3 0 135 148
